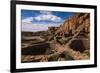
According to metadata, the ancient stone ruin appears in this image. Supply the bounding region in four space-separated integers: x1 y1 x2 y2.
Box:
21 13 90 63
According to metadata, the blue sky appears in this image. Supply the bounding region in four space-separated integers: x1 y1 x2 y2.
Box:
21 10 75 32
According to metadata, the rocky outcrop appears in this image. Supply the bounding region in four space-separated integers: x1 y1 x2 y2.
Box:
47 27 58 35
55 13 90 36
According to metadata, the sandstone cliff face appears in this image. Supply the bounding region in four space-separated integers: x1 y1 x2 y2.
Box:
55 13 90 36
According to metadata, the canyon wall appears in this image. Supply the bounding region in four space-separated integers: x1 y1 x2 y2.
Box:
55 13 90 36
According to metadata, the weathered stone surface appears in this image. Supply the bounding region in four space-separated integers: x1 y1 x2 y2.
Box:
55 13 90 36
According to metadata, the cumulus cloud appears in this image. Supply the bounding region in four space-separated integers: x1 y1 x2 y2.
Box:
34 14 62 22
21 11 63 32
34 11 62 22
22 11 62 23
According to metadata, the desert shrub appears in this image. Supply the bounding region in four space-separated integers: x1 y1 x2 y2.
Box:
48 54 60 61
45 48 54 55
83 50 90 57
57 39 66 45
63 51 74 60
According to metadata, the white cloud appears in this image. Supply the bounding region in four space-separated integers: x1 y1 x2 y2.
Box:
34 13 62 22
34 14 62 22
21 11 63 32
22 11 62 23
22 17 33 24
